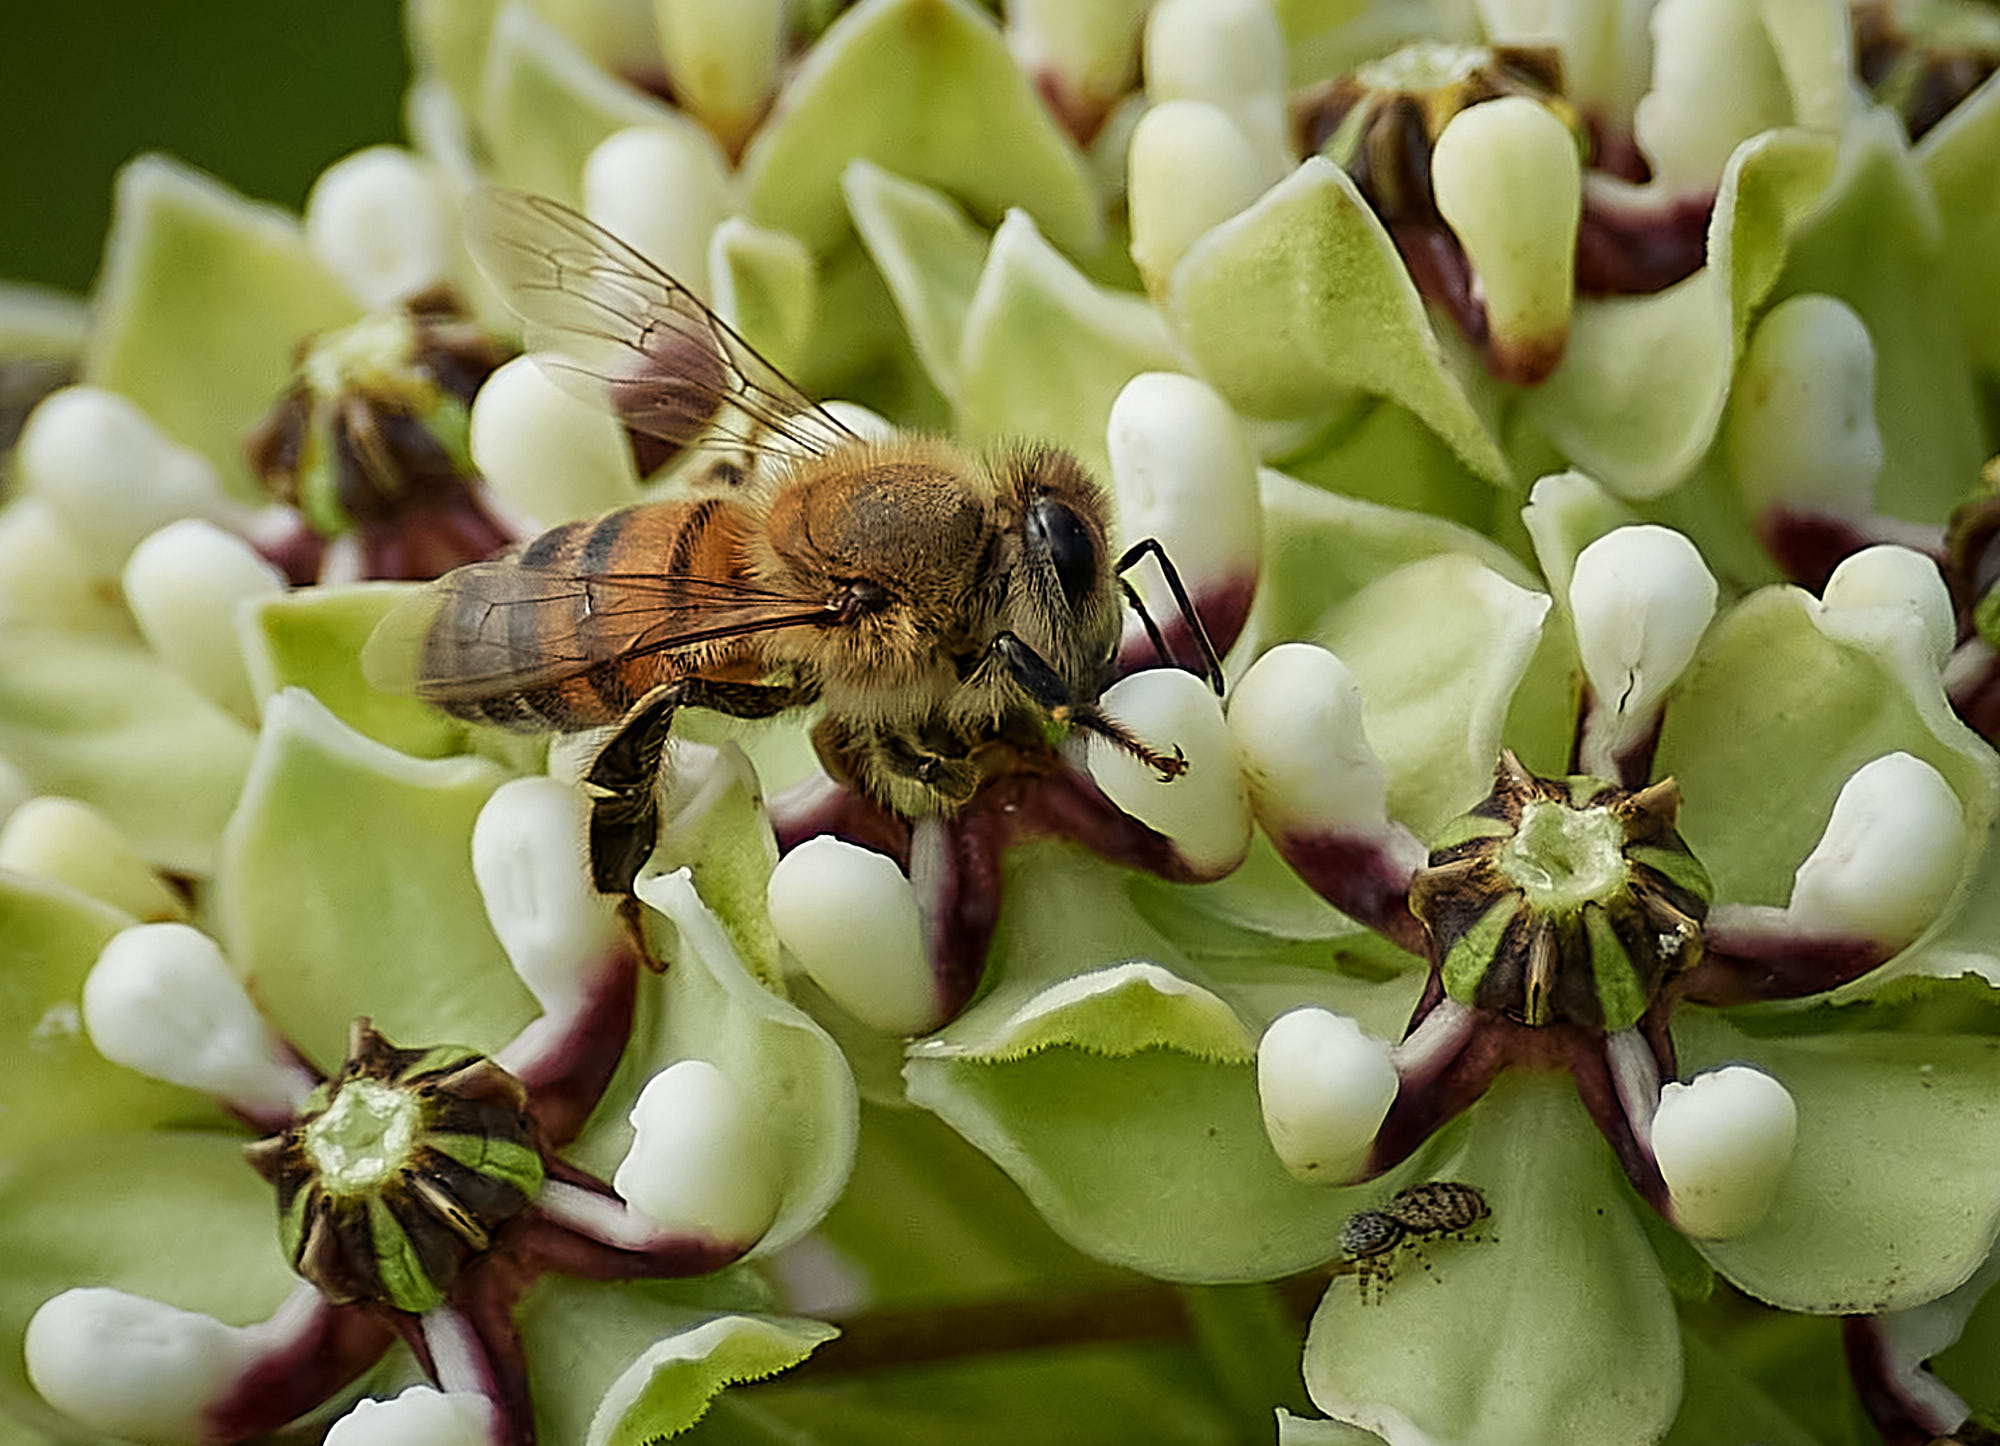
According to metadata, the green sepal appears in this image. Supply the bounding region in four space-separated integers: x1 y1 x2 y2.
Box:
741 0 1100 257
430 1132 547 1197
1628 843 1714 907
589 1312 840 1445
1919 61 2000 380
295 424 355 537
369 1193 447 1314
85 156 360 499
1585 903 1646 1031
277 1173 313 1263
1440 894 1520 1005
1976 584 2000 650
843 160 990 404
711 221 818 378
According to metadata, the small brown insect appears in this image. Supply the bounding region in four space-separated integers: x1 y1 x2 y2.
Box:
1331 1181 1490 1302
364 190 1220 911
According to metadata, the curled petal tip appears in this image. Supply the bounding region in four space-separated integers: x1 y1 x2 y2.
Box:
82 923 305 1115
1788 752 1966 952
26 1288 254 1442
0 795 187 923
767 836 941 1035
1652 1065 1798 1238
614 1060 780 1246
1256 1007 1398 1182
1822 546 1957 673
1732 294 1883 522
1087 669 1251 879
1229 643 1390 837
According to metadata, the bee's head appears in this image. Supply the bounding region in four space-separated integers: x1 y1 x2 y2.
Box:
1000 447 1122 691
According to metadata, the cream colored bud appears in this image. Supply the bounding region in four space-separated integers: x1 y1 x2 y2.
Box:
1087 668 1251 878
767 837 939 1035
305 147 455 308
0 797 186 922
123 520 286 723
1653 1065 1798 1238
1788 753 1965 950
614 1060 780 1244
1257 1007 1399 1182
469 356 641 525
1127 100 1265 290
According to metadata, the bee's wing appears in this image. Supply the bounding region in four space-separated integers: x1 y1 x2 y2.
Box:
466 188 855 461
361 564 836 705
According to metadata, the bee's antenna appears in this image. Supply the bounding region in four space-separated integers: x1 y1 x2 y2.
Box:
1115 538 1226 697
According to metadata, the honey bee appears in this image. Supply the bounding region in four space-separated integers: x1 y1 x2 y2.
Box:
364 189 1221 908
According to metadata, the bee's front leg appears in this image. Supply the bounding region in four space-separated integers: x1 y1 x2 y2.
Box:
982 632 1187 782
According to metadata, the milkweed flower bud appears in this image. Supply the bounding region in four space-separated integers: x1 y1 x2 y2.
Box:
584 125 733 299
613 1060 780 1244
1431 97 1581 385
0 796 187 923
1651 1065 1798 1238
1127 99 1265 290
16 387 243 574
1229 644 1391 838
324 1386 498 1446
1787 753 1964 951
1568 525 1717 777
305 146 455 309
767 836 939 1034
472 777 623 1014
468 355 640 525
1257 1007 1399 1182
1822 546 1957 673
25 1289 263 1443
123 519 287 722
1732 294 1883 521
1143 0 1290 183
1087 669 1251 879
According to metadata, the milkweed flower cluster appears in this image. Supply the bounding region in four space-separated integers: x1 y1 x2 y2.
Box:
4 0 2000 1443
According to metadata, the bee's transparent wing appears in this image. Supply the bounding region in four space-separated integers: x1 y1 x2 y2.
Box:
465 188 856 461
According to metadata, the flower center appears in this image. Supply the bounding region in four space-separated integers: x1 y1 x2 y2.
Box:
1496 800 1629 913
302 1076 421 1194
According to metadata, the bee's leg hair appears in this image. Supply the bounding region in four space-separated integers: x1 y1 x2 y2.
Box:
1115 538 1226 696
986 632 1187 782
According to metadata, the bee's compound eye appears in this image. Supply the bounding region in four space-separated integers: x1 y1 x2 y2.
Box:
1027 498 1097 608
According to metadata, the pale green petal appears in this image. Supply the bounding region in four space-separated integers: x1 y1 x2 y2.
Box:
1656 587 1999 919
741 0 1100 256
1678 1012 2000 1313
0 631 257 876
955 211 1183 479
615 869 858 1258
0 875 219 1156
85 156 359 498
0 1132 299 1436
1521 129 1836 499
215 689 529 1065
587 1311 838 1446
1303 1075 1681 1446
1166 159 1508 486
1919 71 2000 379
480 2 696 205
842 161 990 403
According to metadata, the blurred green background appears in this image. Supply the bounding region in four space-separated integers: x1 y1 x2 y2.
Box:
1 1 410 296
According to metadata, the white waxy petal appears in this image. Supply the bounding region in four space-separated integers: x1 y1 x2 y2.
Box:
1431 97 1581 385
1788 753 1965 949
652 0 785 152
613 1059 780 1244
1087 669 1251 878
1107 372 1261 622
25 1288 258 1441
16 387 242 575
1822 546 1957 673
468 355 640 525
123 519 286 722
0 796 186 922
1142 0 1291 183
1651 1065 1798 1238
1256 1007 1399 1183
0 497 121 631
325 1387 497 1446
1632 0 1794 195
583 125 733 299
767 836 939 1035
1568 524 1717 747
82 923 304 1114
1731 294 1883 520
305 147 454 309
1126 99 1266 291
471 777 622 1011
1228 644 1390 838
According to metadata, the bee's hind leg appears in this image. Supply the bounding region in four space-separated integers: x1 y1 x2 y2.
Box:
585 678 813 962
